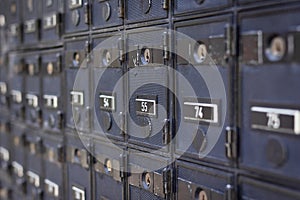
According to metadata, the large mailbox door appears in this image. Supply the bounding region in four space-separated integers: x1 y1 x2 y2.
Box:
65 37 91 132
41 49 64 133
239 4 300 181
92 33 125 141
175 15 234 165
126 27 171 152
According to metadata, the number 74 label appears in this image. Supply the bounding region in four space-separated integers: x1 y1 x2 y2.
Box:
183 101 219 124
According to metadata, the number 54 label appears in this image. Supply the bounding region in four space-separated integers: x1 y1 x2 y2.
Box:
99 93 115 112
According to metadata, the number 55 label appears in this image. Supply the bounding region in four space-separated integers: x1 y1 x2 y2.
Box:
135 96 157 117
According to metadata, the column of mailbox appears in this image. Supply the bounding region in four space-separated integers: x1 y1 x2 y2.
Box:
237 1 300 199
0 0 65 199
0 0 300 200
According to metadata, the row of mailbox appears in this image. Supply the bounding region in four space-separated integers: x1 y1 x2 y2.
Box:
0 0 296 49
1 4 300 178
0 2 300 199
1 125 300 200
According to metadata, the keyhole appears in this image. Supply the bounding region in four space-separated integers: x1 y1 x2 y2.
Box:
48 148 55 161
74 52 80 62
10 3 17 14
74 149 81 158
102 50 111 66
199 190 208 200
73 52 80 67
74 149 81 162
146 174 151 186
27 0 33 12
194 43 207 64
195 188 208 200
265 36 286 62
106 51 111 65
104 159 112 174
143 172 152 189
13 136 20 146
47 62 54 75
29 143 36 154
28 64 35 75
142 48 151 64
145 49 150 62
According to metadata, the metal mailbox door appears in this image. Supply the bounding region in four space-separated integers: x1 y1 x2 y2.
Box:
239 4 300 181
175 15 234 165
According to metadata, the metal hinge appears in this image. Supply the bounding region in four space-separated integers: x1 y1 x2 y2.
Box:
119 112 126 135
85 40 91 62
57 111 64 129
118 0 124 18
118 37 125 63
162 119 170 145
119 152 127 179
56 53 62 73
224 24 234 62
56 13 62 36
162 168 172 196
132 45 141 67
162 31 169 61
225 184 236 200
225 127 238 160
162 0 168 10
84 2 91 25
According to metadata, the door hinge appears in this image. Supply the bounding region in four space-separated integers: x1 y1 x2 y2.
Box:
56 53 62 73
118 37 125 63
84 2 91 25
225 126 238 160
57 110 64 129
56 13 62 36
133 45 141 67
162 119 170 145
224 24 234 62
163 167 172 196
162 0 168 10
119 112 126 135
225 184 236 200
162 31 169 61
85 40 91 62
118 0 124 18
119 152 128 179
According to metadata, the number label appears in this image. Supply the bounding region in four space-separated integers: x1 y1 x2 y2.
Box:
26 94 38 107
69 0 82 9
99 94 115 111
70 91 84 106
0 82 7 95
251 106 300 134
72 186 85 200
183 101 219 124
43 95 58 108
11 90 22 103
136 97 156 117
43 14 57 29
24 19 36 33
